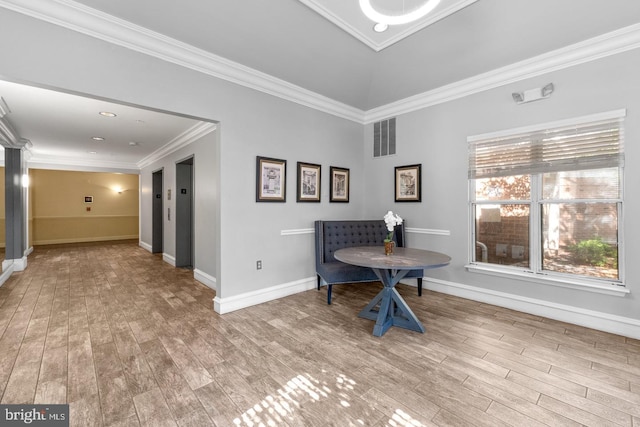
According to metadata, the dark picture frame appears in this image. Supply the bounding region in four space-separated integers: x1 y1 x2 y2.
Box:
297 162 321 202
256 156 287 202
395 164 422 202
330 166 350 203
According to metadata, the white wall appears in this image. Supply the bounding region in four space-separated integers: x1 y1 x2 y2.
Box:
363 49 640 330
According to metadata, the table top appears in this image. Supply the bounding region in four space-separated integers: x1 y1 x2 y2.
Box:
334 246 451 270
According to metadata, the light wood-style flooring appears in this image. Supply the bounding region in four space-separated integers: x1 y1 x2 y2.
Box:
0 241 639 426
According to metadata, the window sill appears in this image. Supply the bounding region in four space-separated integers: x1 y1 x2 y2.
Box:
465 263 629 297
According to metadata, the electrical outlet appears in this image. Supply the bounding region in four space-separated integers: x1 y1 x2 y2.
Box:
256 260 262 270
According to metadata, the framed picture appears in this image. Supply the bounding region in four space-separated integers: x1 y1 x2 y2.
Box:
330 166 349 203
256 156 286 202
395 164 422 202
297 162 321 202
84 196 93 203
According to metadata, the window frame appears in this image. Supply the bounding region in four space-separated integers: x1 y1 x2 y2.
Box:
466 111 627 296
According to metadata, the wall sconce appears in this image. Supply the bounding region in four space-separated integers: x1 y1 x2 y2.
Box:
512 83 554 105
112 186 124 194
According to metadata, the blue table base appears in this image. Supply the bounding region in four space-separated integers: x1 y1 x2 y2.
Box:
358 268 425 337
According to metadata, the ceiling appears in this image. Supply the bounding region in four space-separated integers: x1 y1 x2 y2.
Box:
0 0 639 171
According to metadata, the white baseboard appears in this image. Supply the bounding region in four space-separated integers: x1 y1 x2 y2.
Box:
13 257 27 272
0 263 14 287
139 241 152 252
424 277 640 340
214 276 316 314
163 253 176 266
24 247 34 257
194 269 217 291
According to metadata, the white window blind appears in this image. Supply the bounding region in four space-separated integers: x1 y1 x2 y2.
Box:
468 113 625 179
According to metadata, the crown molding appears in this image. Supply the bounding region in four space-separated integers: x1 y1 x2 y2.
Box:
299 0 477 52
364 23 640 123
0 0 365 123
137 121 217 169
27 156 140 173
2 1 639 127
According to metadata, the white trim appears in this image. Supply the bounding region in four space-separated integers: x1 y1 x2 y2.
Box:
3 2 638 125
299 0 477 52
465 263 628 296
280 228 314 236
364 24 640 123
137 122 217 169
27 156 140 174
194 268 217 292
24 246 33 257
467 108 627 142
0 0 363 124
214 276 316 314
163 253 176 266
0 262 14 287
424 277 640 340
405 227 450 236
12 256 27 271
139 240 152 252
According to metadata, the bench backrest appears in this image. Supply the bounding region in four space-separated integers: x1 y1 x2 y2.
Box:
314 220 407 264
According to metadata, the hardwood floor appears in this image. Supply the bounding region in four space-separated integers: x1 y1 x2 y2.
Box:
0 241 638 426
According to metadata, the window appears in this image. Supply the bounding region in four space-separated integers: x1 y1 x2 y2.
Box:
468 110 625 287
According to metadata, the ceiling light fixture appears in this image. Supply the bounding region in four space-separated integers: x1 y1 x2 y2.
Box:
92 136 105 141
359 0 441 26
99 111 117 117
373 23 389 32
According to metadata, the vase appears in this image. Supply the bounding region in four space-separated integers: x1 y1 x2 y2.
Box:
384 240 394 256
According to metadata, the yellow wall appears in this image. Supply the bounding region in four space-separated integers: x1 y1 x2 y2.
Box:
30 169 139 245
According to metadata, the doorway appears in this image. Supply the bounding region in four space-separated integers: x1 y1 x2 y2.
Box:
152 168 164 254
175 157 194 268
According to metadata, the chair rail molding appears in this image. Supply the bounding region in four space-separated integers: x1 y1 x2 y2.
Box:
405 227 450 236
281 228 314 236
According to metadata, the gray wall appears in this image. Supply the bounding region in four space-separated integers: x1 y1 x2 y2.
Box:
363 49 640 321
2 7 638 327
0 9 364 301
140 131 218 279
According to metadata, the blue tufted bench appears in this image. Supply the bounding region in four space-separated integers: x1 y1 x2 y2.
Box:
314 220 424 304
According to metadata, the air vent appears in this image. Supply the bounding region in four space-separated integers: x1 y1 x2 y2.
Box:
373 117 396 157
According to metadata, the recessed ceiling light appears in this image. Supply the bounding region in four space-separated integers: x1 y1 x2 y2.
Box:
99 111 117 117
128 141 138 146
373 23 388 32
88 151 97 154
92 136 105 141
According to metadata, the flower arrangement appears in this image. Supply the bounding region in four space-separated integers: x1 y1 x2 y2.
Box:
383 211 403 242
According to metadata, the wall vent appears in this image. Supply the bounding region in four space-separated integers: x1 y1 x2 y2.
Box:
373 117 396 157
